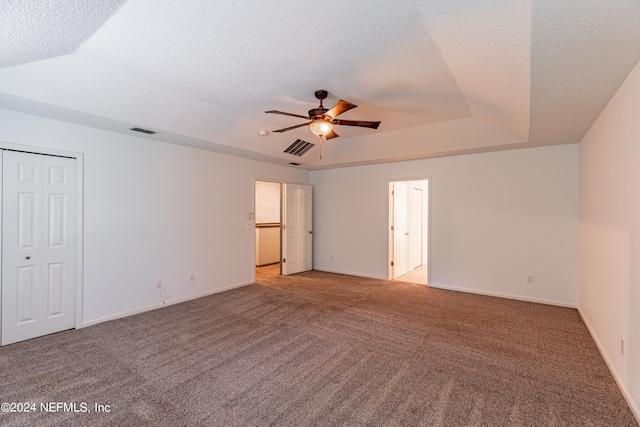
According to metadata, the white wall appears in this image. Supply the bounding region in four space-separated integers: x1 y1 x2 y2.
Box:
311 144 579 306
0 108 309 325
579 59 640 420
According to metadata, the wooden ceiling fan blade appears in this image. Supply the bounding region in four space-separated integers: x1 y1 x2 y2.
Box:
272 122 309 133
325 129 340 140
334 119 381 129
325 100 357 119
265 110 310 120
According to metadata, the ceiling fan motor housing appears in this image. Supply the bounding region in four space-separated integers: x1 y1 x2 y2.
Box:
308 107 329 119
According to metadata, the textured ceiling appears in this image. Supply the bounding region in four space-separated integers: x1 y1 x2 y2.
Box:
1 0 640 169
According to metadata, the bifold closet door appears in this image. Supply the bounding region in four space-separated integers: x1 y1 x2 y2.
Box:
2 150 76 345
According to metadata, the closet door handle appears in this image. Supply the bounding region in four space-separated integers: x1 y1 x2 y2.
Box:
26 256 31 260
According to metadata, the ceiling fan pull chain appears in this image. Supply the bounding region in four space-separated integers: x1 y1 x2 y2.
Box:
319 137 323 159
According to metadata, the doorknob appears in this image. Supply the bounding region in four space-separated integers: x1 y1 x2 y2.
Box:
405 232 409 236
26 256 31 260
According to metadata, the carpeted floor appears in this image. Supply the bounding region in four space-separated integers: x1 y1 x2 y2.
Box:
0 266 637 426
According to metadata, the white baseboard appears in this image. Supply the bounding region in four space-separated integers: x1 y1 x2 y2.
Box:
81 280 254 328
428 282 577 308
578 308 640 425
312 267 387 281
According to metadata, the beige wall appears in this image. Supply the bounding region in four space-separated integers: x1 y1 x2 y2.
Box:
311 144 579 306
579 59 640 420
0 108 309 325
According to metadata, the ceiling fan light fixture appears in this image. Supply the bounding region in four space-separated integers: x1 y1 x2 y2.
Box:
309 119 333 137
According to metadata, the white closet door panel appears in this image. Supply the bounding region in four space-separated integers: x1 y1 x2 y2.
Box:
2 151 44 345
41 155 76 335
1 151 76 344
18 192 38 248
47 262 65 316
17 266 38 323
48 194 66 246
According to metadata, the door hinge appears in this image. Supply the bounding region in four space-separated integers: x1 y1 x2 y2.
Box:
282 224 286 230
283 258 286 263
391 261 394 266
391 190 394 196
391 225 394 231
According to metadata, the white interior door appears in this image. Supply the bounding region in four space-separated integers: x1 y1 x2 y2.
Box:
2 150 76 345
411 188 423 269
1 151 42 343
393 182 409 279
281 183 312 275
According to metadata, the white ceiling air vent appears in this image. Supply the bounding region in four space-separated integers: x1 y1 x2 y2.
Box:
283 139 314 156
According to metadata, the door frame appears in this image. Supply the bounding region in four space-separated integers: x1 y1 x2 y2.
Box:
252 177 284 282
388 177 431 283
253 178 313 279
0 141 84 333
411 187 424 270
391 181 410 279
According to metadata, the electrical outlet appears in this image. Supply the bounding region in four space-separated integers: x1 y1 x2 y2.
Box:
189 273 196 283
527 275 535 284
621 338 626 355
156 279 162 289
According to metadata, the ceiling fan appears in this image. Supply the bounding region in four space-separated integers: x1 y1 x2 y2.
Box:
265 90 381 140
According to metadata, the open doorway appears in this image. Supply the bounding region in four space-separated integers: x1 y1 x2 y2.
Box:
255 181 282 276
389 179 430 285
254 180 314 280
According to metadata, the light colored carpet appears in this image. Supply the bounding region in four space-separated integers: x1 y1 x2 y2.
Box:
0 265 636 426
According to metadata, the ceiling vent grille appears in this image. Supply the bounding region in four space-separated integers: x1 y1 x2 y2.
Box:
129 127 156 135
283 139 314 157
